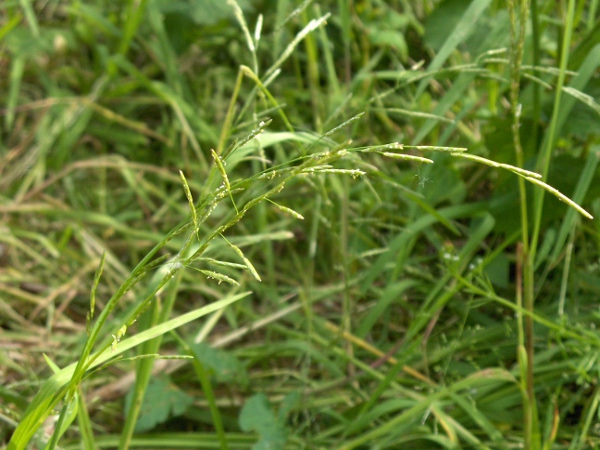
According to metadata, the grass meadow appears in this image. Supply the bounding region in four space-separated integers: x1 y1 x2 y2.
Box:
2 0 600 448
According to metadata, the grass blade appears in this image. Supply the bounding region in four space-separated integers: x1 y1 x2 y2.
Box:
7 292 250 450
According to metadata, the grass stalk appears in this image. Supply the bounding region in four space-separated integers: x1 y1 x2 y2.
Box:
509 0 540 447
217 69 245 155
530 0 541 148
301 7 323 132
339 175 354 382
76 385 97 450
17 0 39 38
116 298 161 450
118 268 182 450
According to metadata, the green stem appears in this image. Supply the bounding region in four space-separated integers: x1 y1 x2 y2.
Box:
509 0 539 448
530 0 541 149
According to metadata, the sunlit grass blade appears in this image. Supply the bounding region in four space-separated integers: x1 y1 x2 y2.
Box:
7 292 250 450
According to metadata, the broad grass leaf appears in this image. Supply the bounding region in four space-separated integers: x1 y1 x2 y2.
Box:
424 0 470 51
569 20 600 70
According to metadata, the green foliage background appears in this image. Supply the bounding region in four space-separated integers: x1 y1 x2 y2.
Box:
1 0 600 449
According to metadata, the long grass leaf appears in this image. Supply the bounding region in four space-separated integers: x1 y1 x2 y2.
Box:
7 292 250 450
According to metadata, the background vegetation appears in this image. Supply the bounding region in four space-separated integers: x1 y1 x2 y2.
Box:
1 0 600 448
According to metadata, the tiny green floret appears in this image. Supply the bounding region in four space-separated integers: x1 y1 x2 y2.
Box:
407 145 468 152
117 325 127 340
179 170 199 239
267 199 305 220
381 153 434 164
212 149 238 213
211 149 231 192
87 251 106 335
199 270 240 286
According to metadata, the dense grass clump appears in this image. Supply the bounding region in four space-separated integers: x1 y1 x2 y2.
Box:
1 1 600 449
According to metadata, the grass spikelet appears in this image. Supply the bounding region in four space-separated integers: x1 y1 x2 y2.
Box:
267 199 305 220
211 149 231 192
211 149 238 213
221 234 262 282
87 251 106 335
450 152 543 178
196 258 247 270
228 0 255 53
304 168 366 178
381 153 434 164
406 145 469 152
198 270 240 286
383 108 455 123
179 170 199 240
357 142 404 153
223 118 273 160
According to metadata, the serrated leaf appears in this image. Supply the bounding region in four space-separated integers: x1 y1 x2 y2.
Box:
239 394 288 450
190 342 248 385
124 376 193 433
